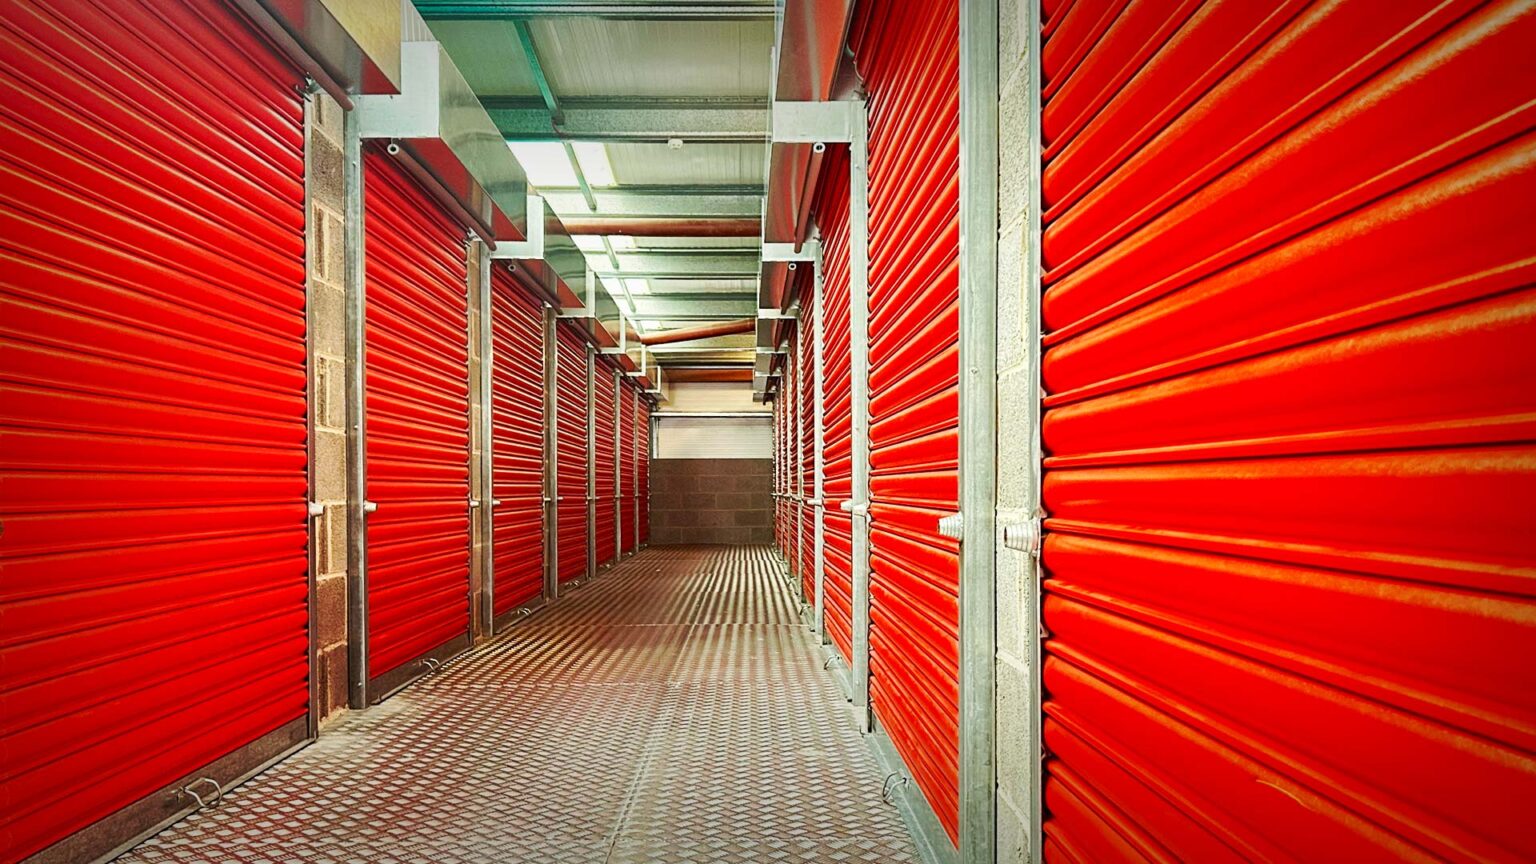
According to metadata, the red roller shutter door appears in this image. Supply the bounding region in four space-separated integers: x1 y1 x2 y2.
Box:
855 0 962 843
1038 2 1536 861
815 152 856 664
0 0 308 858
555 324 588 583
620 381 637 554
364 150 470 685
489 266 544 616
594 364 617 566
637 399 651 545
798 303 816 600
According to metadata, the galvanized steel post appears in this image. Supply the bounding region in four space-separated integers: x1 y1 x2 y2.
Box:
613 372 622 563
812 239 827 642
542 305 559 600
1024 2 1046 859
472 240 495 638
586 344 598 579
848 99 873 732
791 325 803 589
958 0 999 858
342 107 370 710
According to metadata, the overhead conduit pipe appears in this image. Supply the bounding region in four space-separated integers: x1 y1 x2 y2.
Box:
638 318 756 345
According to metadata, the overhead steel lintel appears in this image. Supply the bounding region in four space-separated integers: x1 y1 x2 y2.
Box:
540 186 762 219
487 98 769 143
416 0 774 20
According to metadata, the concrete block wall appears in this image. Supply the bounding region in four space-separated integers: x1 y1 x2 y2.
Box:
649 459 773 545
995 2 1041 859
305 90 350 725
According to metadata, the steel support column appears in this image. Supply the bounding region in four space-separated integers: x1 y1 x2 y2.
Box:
471 240 496 639
812 241 826 643
613 373 623 562
847 101 873 733
542 305 559 600
958 0 999 858
1023 2 1046 860
587 345 598 579
343 108 371 710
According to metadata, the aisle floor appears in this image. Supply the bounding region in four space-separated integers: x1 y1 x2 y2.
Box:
120 545 920 863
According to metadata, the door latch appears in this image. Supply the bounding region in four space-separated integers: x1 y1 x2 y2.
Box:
936 511 963 540
1002 518 1042 557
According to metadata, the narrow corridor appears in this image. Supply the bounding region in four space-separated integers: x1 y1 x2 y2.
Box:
117 547 920 863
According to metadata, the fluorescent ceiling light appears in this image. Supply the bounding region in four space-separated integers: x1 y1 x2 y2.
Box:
507 142 577 188
607 234 637 252
625 278 651 295
641 320 662 329
571 142 616 187
572 235 605 252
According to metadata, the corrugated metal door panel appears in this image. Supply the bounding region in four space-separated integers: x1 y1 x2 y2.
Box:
1039 2 1536 861
555 324 587 582
0 0 307 858
594 363 617 565
363 149 470 682
855 0 962 842
799 287 816 595
815 151 855 664
489 266 544 614
638 399 650 544
619 381 636 553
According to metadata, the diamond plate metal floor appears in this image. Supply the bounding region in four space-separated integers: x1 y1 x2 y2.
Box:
119 545 921 863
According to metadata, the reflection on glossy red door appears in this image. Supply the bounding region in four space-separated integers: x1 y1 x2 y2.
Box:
1038 1 1536 860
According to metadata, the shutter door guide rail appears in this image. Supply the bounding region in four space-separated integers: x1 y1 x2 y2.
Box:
767 98 872 728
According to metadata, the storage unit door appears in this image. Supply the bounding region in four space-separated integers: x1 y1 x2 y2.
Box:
594 364 617 566
620 382 637 553
637 399 651 545
555 324 588 583
0 0 308 858
1037 2 1536 861
489 266 544 617
815 152 856 665
363 150 471 688
798 296 816 600
855 0 962 843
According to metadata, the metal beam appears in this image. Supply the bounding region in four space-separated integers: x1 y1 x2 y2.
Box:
418 0 774 20
597 250 759 279
509 22 598 211
540 185 761 219
958 0 999 859
487 98 768 143
627 297 756 319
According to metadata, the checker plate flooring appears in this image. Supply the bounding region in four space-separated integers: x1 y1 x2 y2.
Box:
119 545 920 863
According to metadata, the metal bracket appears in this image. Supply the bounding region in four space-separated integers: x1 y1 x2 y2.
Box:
936 511 963 540
1002 518 1043 557
307 501 325 518
839 500 870 519
361 500 379 515
489 193 546 259
772 100 863 144
762 240 820 262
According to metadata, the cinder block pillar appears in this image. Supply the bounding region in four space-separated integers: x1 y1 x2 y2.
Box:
995 1 1043 860
305 90 350 726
